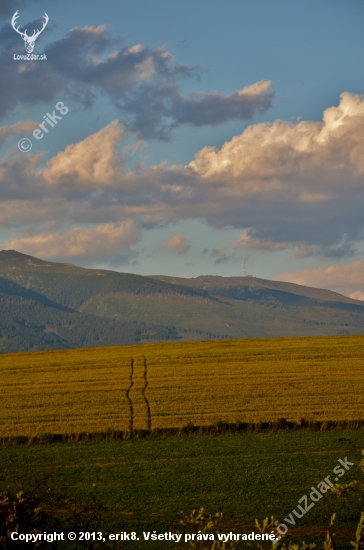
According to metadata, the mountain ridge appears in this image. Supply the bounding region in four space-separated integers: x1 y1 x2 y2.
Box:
0 249 363 353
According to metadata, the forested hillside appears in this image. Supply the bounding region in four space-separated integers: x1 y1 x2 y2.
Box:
0 249 364 352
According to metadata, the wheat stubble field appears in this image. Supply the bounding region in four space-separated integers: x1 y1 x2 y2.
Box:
1 334 364 438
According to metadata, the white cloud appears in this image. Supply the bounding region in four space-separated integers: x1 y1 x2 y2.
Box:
159 234 190 254
1 221 139 261
2 92 364 262
237 80 273 96
189 91 364 189
42 120 124 188
275 260 364 299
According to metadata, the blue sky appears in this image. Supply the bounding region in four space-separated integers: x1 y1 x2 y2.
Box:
1 0 364 298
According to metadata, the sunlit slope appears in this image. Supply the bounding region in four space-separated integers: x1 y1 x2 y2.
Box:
1 335 364 438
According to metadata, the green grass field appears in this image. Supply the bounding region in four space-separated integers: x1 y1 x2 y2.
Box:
1 335 364 437
0 431 363 549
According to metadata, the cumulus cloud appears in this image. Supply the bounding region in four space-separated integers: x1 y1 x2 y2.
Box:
0 22 274 138
42 120 124 188
159 234 190 254
275 261 364 299
189 91 364 186
186 91 364 255
0 221 140 262
2 92 364 263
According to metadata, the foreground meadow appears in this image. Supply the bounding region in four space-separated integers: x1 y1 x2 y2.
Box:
1 335 364 437
0 431 363 549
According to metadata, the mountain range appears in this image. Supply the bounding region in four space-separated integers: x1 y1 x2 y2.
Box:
0 249 363 353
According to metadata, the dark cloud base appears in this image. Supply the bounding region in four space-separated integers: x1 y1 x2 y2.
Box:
0 22 274 139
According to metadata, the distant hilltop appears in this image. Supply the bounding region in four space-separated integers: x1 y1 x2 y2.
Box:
0 249 363 353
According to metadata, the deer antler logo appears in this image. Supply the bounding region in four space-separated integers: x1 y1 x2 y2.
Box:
11 11 49 54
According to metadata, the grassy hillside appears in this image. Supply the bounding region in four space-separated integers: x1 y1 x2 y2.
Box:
1 334 364 438
1 249 364 352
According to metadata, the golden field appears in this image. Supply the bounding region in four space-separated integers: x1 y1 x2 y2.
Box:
1 334 364 437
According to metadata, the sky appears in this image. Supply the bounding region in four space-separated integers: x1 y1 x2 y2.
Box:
1 0 364 299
